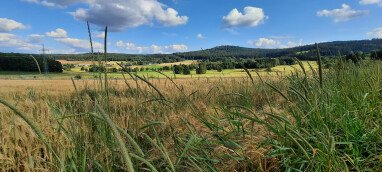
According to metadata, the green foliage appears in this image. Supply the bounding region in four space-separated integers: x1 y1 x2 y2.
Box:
175 39 382 60
196 62 207 74
0 53 63 73
345 51 364 64
88 65 105 72
74 74 82 79
173 65 183 74
182 65 191 75
63 64 75 71
371 50 382 60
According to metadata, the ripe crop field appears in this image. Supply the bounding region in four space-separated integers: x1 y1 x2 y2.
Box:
0 61 317 80
1 60 381 171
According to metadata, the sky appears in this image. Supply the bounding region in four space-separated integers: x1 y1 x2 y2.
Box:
0 0 381 54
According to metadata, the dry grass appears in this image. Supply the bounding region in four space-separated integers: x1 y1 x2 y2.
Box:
2 60 381 171
0 76 283 171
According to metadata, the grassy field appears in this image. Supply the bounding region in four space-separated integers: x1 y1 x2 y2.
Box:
1 59 381 171
0 61 317 80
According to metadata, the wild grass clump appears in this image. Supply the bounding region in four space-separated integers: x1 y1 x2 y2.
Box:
253 60 382 171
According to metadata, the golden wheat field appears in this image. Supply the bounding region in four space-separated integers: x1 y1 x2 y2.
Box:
0 76 286 171
2 60 382 171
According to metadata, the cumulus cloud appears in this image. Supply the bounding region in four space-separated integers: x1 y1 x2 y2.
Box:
55 37 102 52
46 28 68 38
359 0 382 5
116 41 148 53
71 1 188 31
0 18 26 32
248 38 280 48
27 34 44 43
197 33 205 39
165 44 188 52
317 4 368 22
116 40 187 54
248 37 303 49
24 0 188 30
223 6 267 27
45 28 102 52
0 33 41 51
367 27 382 38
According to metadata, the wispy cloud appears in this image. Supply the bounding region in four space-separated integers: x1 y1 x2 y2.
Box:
317 4 368 22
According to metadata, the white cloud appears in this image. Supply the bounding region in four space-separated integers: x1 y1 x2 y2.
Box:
46 28 68 38
45 28 102 52
116 41 148 53
28 34 44 43
248 38 280 48
0 18 26 32
0 33 41 51
317 4 368 22
360 0 382 6
223 6 267 27
367 27 382 38
55 37 102 52
248 38 303 49
116 40 187 54
95 32 105 39
61 0 187 31
197 33 205 39
116 40 125 47
25 0 188 30
165 44 188 52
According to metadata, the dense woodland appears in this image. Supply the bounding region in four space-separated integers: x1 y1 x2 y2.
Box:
16 39 382 63
175 39 382 61
0 53 62 72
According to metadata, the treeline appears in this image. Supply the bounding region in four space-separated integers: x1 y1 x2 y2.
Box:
20 39 382 63
165 57 297 75
175 39 382 60
52 53 183 64
0 53 63 73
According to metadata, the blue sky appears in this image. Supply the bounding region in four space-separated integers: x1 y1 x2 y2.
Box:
0 0 381 54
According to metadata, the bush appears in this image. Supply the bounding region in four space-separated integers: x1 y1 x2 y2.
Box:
196 63 207 74
182 65 191 75
371 50 382 60
88 65 105 72
173 65 183 74
74 74 82 79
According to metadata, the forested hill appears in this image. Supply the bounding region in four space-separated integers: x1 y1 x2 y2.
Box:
175 39 382 61
1 39 381 62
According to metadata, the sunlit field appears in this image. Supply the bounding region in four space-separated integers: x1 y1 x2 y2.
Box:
0 61 317 80
1 59 382 171
1 1 382 171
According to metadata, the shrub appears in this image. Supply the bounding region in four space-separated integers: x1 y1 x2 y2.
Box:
74 74 82 79
182 65 191 75
173 65 183 74
196 63 207 74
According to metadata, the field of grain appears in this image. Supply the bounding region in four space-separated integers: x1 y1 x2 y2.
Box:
1 60 381 171
0 61 317 80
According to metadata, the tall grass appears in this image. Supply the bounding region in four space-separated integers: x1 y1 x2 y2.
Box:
0 29 381 171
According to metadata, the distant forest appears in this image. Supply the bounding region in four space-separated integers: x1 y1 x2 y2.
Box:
0 53 62 73
0 39 382 72
47 38 382 63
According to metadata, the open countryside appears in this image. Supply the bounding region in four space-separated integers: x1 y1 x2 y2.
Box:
1 1 382 171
